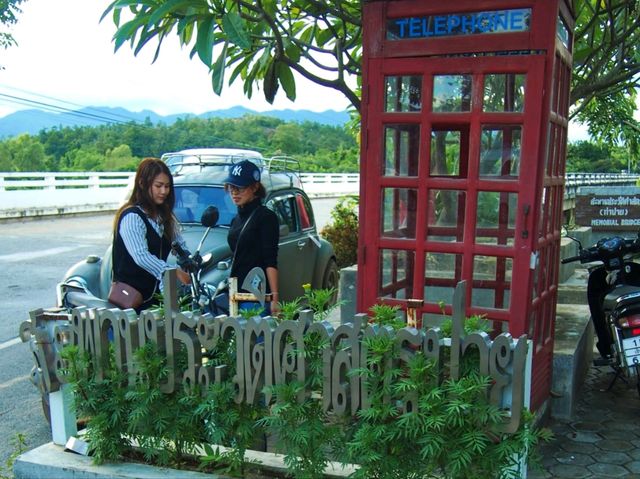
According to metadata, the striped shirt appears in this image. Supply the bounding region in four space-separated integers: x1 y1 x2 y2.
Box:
119 207 184 289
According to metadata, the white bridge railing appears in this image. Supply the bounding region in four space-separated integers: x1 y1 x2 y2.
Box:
0 171 360 220
0 171 637 221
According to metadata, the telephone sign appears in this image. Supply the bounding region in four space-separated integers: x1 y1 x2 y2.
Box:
387 8 531 40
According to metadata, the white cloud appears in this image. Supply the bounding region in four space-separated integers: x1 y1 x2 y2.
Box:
0 0 352 117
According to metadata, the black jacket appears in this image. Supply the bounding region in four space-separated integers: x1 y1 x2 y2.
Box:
228 198 279 292
112 206 171 301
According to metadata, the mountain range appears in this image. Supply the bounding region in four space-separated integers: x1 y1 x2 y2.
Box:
0 106 351 138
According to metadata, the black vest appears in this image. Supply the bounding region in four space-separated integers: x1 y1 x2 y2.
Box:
112 206 171 300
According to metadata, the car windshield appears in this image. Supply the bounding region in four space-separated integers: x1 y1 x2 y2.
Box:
174 185 236 226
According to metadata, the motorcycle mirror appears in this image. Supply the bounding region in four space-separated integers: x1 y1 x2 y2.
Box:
201 206 219 228
201 252 213 266
562 225 582 250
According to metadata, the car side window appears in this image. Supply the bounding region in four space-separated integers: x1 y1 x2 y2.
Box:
268 196 298 233
296 193 315 230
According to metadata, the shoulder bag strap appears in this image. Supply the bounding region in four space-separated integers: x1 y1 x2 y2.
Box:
230 208 260 271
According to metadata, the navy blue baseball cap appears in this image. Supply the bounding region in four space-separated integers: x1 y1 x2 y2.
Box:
223 160 261 187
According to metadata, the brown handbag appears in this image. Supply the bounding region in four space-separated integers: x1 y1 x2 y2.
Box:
108 281 143 309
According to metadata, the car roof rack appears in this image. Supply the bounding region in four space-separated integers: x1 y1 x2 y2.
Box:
265 156 301 176
161 149 265 175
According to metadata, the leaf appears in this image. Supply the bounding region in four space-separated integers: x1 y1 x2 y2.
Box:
148 0 194 26
221 12 251 50
113 18 145 52
196 17 215 67
315 28 334 47
211 42 229 95
263 59 279 103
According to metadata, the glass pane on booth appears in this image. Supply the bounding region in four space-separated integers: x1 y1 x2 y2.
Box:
380 249 415 299
382 188 418 238
480 126 521 177
471 255 513 310
483 74 525 112
427 189 466 242
476 191 517 245
384 124 420 176
385 75 422 112
433 75 472 112
424 252 463 305
430 129 465 176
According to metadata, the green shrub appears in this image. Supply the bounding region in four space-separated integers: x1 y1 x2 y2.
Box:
320 196 359 268
347 335 552 479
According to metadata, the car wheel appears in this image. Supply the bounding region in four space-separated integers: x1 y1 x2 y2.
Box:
322 259 339 306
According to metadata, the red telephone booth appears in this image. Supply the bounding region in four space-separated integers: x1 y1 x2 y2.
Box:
358 0 574 410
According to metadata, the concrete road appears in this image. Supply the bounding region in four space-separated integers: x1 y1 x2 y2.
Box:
0 197 341 466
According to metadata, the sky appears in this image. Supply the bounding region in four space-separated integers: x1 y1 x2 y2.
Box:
0 0 353 118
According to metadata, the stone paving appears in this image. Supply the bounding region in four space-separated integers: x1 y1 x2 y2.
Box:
528 359 640 478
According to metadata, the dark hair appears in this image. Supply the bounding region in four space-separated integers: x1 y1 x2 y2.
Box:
113 158 178 240
255 183 266 199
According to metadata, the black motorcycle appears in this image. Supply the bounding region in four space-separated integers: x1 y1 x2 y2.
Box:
562 234 640 395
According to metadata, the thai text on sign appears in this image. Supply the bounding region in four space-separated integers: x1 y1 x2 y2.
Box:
23 275 529 434
576 193 640 231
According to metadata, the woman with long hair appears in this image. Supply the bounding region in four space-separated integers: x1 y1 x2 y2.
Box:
111 157 189 311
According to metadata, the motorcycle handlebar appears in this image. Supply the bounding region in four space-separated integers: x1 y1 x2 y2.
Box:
561 255 582 264
171 240 190 260
171 241 199 273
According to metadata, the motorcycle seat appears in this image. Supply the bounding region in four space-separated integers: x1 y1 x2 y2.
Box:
65 291 115 310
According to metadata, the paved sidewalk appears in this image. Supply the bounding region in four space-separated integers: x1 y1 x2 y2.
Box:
529 359 640 478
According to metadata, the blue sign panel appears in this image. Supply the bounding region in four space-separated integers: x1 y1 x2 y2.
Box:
387 9 531 40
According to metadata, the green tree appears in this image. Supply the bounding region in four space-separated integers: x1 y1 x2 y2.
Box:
0 142 12 171
271 122 304 155
63 146 105 171
0 0 25 50
104 144 138 171
8 134 48 171
571 0 640 157
566 140 628 173
102 0 361 109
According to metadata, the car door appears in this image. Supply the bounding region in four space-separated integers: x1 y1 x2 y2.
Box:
267 192 317 301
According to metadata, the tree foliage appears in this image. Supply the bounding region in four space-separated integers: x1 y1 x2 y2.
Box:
102 0 361 109
571 0 640 151
0 114 359 172
0 0 25 50
566 140 629 172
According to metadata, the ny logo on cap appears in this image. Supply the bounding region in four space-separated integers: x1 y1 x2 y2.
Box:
231 165 243 176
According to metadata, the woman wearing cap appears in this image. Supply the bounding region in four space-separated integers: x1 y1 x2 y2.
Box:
111 158 191 312
224 159 280 316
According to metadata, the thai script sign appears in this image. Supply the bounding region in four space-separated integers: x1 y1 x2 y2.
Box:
387 9 531 40
576 190 640 231
21 275 529 434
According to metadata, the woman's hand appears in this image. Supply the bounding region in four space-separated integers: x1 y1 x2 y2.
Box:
270 299 281 316
176 268 191 285
270 291 280 316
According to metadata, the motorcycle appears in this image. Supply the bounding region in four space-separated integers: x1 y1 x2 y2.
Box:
562 233 640 395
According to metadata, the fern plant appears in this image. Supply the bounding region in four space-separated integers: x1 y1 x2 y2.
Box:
347 334 553 479
125 342 204 468
259 329 344 479
60 345 131 464
196 380 265 477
